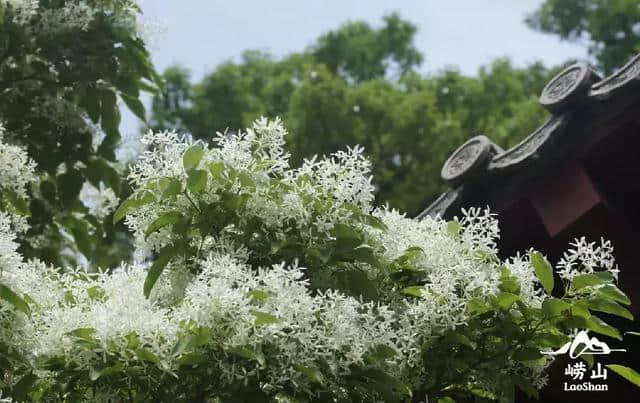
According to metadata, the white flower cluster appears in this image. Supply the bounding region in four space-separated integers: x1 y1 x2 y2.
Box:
125 116 376 251
0 124 37 233
557 237 619 281
0 119 626 399
4 0 149 38
370 208 504 355
38 1 98 32
22 264 180 363
0 123 37 199
3 0 39 24
176 255 401 389
79 181 119 219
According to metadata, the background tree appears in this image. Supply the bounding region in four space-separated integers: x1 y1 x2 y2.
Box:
0 0 158 268
150 14 558 215
526 0 640 73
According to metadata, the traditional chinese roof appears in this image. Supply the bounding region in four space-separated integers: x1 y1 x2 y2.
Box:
418 53 640 221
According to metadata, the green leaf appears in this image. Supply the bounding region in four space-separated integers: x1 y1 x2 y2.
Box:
101 90 121 136
443 332 477 350
587 297 633 320
81 88 101 123
367 344 398 362
598 284 631 305
251 310 280 327
0 284 31 315
113 191 155 224
247 290 271 304
592 271 615 282
499 269 522 294
89 363 123 381
4 190 29 216
65 328 96 340
495 292 520 310
84 158 120 192
177 352 207 366
606 365 640 387
438 398 456 403
530 251 554 294
121 93 146 121
533 331 568 348
294 364 325 384
40 180 56 203
238 172 255 188
572 299 592 319
113 200 135 225
187 169 208 193
143 245 178 298
571 273 607 291
401 286 423 297
513 347 542 362
12 372 37 401
363 215 388 231
349 245 379 267
349 368 411 400
333 269 378 301
467 297 490 316
86 286 106 301
160 177 182 200
69 218 91 258
331 223 362 244
183 145 205 171
228 345 265 366
208 161 225 179
584 316 622 340
135 348 161 363
144 211 182 239
191 327 212 347
542 298 571 318
447 220 461 237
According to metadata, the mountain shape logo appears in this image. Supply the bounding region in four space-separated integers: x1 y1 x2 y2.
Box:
541 330 626 359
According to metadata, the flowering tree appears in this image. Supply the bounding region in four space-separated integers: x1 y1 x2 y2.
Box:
1 2 639 402
0 0 157 268
1 116 638 402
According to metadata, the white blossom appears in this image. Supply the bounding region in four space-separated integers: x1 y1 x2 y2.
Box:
79 181 119 219
0 119 627 399
557 237 619 281
0 123 37 199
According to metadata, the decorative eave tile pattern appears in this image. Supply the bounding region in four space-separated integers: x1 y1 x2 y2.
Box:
419 53 640 219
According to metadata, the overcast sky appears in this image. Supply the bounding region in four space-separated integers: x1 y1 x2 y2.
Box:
124 0 590 133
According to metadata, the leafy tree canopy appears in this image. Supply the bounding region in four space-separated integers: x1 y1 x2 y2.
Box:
150 15 559 215
526 0 640 73
0 0 159 268
0 4 639 402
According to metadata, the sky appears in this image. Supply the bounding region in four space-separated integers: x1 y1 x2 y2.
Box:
123 0 590 133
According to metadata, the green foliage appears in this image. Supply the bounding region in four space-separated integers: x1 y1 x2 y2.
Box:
312 12 423 82
607 365 640 387
530 251 554 294
526 0 640 73
0 283 30 316
0 0 158 268
150 15 557 214
1 5 639 402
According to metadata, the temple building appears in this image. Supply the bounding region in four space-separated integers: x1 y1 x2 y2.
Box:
419 53 640 402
